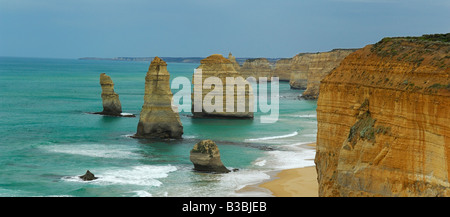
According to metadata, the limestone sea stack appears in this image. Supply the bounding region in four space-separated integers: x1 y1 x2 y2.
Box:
315 34 450 197
227 52 241 71
134 57 183 139
190 140 230 173
192 54 254 119
240 58 273 82
98 73 123 116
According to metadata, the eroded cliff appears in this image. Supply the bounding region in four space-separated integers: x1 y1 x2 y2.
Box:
289 50 355 96
315 34 450 196
301 49 356 99
289 53 314 89
240 58 273 82
273 58 293 81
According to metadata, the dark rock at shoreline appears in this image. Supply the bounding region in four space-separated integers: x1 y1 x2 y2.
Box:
79 170 98 181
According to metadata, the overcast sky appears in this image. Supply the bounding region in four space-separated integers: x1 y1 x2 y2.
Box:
0 0 449 59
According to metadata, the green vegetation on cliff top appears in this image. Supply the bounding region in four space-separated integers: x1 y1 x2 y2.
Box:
379 33 450 43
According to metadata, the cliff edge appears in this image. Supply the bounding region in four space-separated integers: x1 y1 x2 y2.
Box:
315 34 450 196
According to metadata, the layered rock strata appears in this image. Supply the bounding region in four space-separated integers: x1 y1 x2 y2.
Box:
192 54 254 119
289 49 355 94
190 140 230 173
135 57 183 139
273 58 293 81
240 58 273 82
301 49 356 99
315 34 450 197
289 53 314 89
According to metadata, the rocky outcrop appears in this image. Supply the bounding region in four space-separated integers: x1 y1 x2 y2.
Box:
134 57 183 139
240 58 273 82
315 34 450 197
192 54 254 119
273 58 293 81
190 140 230 173
79 170 97 181
228 52 241 71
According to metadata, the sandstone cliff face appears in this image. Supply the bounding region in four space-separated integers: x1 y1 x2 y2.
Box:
190 139 230 173
289 50 355 94
289 53 314 89
99 73 122 115
315 35 450 197
301 49 356 99
135 57 183 139
240 58 273 82
273 58 293 81
192 54 254 119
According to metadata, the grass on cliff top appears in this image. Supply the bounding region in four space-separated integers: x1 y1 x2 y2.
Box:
370 33 450 67
379 33 450 43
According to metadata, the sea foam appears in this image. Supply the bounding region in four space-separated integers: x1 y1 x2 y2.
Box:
62 165 177 187
41 144 140 159
245 131 298 142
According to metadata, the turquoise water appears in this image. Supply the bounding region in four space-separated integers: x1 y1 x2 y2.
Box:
0 57 317 197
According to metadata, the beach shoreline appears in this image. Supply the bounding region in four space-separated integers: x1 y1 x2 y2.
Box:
237 142 318 197
259 166 318 197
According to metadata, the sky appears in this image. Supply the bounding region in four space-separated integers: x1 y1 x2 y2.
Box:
0 0 449 59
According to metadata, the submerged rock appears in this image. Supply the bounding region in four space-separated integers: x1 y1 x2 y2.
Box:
79 170 97 181
190 140 230 173
134 57 183 139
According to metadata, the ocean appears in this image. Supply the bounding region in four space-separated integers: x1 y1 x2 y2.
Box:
0 57 317 197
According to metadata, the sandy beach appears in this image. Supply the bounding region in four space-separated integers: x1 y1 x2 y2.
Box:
259 142 317 197
259 166 318 197
237 142 318 197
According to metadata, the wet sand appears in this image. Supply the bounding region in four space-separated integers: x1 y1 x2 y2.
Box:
259 166 318 197
237 142 318 197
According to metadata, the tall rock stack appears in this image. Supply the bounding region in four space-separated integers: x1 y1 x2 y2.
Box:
240 58 273 82
192 54 254 119
227 52 241 71
99 73 122 116
315 34 450 197
135 57 183 139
